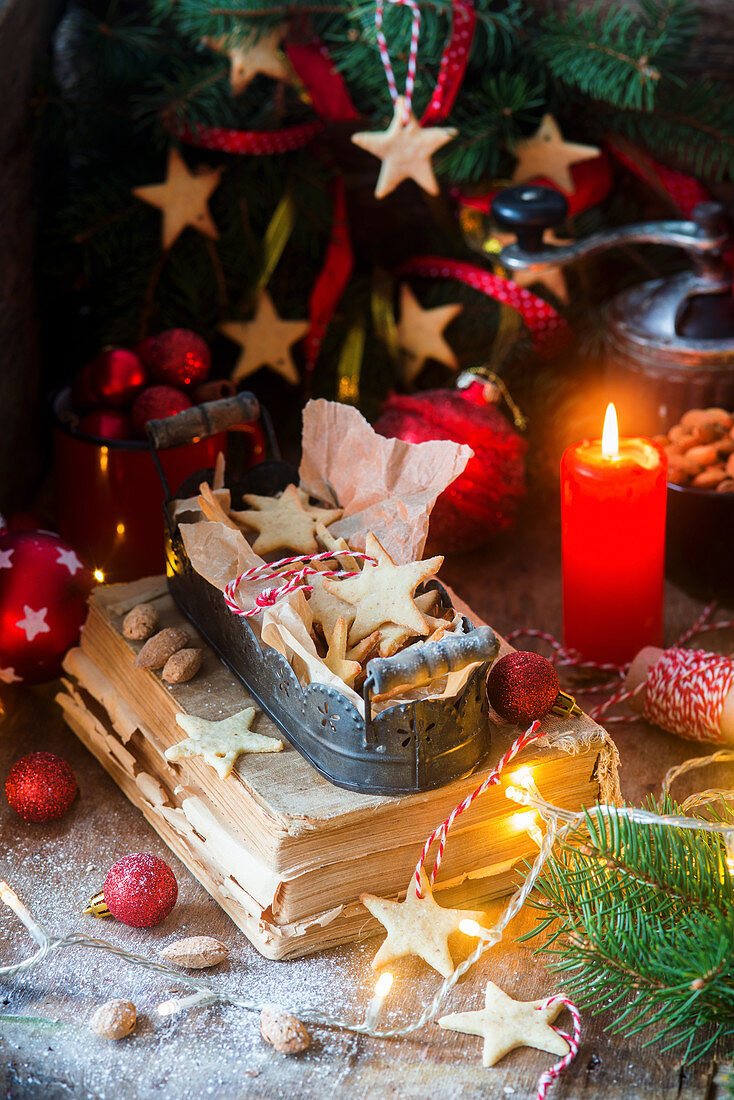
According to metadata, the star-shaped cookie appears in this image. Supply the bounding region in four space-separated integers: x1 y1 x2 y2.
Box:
165 708 282 779
221 291 309 386
308 572 355 645
133 148 223 251
322 533 443 645
511 114 599 195
351 97 456 200
361 868 484 978
231 483 342 556
324 617 362 688
397 284 463 381
203 28 292 95
438 981 570 1067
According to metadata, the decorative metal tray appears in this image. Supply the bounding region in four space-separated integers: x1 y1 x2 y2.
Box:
148 393 499 795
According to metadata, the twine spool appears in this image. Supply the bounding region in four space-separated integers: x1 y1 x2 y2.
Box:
626 646 734 743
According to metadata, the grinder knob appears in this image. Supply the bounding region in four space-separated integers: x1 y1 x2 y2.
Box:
491 185 569 252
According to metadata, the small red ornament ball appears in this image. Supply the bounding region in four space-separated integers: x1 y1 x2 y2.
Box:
0 530 93 684
78 409 132 441
130 385 192 439
486 651 560 725
138 329 211 388
6 752 78 822
103 853 178 927
89 348 147 409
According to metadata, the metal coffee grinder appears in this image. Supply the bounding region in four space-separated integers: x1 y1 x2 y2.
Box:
491 185 734 435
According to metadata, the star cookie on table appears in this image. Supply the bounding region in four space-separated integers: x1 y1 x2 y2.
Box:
132 148 223 251
438 980 570 1067
231 483 342 556
220 291 309 387
324 617 362 688
203 28 292 96
322 533 443 645
511 114 599 195
165 708 282 780
397 284 463 382
361 868 484 978
351 97 456 200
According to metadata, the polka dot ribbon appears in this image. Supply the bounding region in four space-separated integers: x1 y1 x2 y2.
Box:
421 1 476 125
536 995 582 1100
167 117 323 155
398 256 570 357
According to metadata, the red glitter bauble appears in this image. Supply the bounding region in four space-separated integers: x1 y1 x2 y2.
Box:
374 389 526 554
138 329 211 388
89 348 147 409
130 385 192 439
0 529 93 684
486 651 560 725
78 409 132 441
6 752 78 822
103 853 178 928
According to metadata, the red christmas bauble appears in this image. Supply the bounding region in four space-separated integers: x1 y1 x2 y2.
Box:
103 853 178 927
0 530 93 684
78 409 132 441
89 348 147 409
374 390 526 553
130 385 192 439
138 329 211 388
6 752 78 822
487 651 559 725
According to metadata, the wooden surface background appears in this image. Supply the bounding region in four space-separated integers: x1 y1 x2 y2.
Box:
2 514 734 1100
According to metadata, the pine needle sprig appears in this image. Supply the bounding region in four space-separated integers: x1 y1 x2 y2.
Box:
522 796 734 1061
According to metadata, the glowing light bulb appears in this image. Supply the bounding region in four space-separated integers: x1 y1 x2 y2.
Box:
601 402 619 459
459 919 483 937
374 972 393 998
93 569 105 583
511 810 538 832
511 766 533 788
365 971 394 1029
505 785 527 804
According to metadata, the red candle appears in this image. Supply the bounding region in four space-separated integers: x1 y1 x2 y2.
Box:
561 404 667 666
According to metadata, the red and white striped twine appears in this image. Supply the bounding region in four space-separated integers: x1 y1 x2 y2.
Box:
414 719 544 897
535 995 581 1100
644 647 734 743
375 0 422 121
223 550 375 619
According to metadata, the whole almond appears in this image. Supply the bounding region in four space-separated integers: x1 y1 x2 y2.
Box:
90 999 136 1040
135 627 190 669
717 436 734 457
680 409 713 431
668 425 696 450
706 407 733 430
717 478 734 492
162 648 203 684
686 443 719 468
159 935 228 969
667 466 690 486
123 603 159 641
260 1005 310 1054
691 466 726 489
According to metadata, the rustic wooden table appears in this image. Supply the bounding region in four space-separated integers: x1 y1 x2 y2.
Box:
1 515 732 1100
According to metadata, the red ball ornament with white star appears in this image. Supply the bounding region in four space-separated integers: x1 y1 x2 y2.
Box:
5 751 78 822
100 853 178 927
0 529 93 684
137 329 211 388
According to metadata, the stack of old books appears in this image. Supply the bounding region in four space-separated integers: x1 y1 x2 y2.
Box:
58 576 620 960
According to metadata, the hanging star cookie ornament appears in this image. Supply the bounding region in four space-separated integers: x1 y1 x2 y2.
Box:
231 484 343 556
352 97 456 201
322 533 442 645
361 868 484 978
203 27 292 96
438 981 570 1066
511 115 599 195
132 148 223 251
397 284 463 381
220 291 309 387
165 709 283 780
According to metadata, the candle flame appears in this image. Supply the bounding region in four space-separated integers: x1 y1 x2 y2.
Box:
601 403 619 458
374 972 393 997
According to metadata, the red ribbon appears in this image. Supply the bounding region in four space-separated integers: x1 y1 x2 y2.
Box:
398 256 570 356
421 0 476 125
169 118 322 155
285 40 359 121
303 176 354 378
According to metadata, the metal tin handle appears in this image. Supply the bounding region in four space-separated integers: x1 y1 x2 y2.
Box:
363 624 499 700
146 392 260 451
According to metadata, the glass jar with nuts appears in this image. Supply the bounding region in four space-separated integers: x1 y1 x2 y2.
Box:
654 408 734 492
